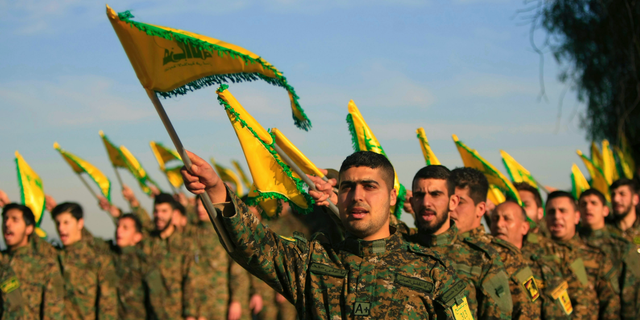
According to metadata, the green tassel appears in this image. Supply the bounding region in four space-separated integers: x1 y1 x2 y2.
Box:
394 183 407 219
346 114 360 152
118 11 311 131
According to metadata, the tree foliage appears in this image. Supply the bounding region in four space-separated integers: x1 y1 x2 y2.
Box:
531 0 640 165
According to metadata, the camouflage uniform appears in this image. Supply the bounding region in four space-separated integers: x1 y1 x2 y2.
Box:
216 190 475 319
402 221 512 320
536 219 551 238
57 232 118 320
141 228 195 319
608 216 640 246
110 243 169 320
521 233 572 319
0 256 24 319
464 226 539 320
1 242 64 320
131 205 155 234
183 221 250 320
31 235 59 260
555 235 621 320
579 225 640 320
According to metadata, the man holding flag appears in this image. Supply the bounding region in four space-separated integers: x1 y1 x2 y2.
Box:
181 150 473 319
1 203 65 319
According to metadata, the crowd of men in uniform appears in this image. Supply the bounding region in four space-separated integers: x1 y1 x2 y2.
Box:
0 150 639 319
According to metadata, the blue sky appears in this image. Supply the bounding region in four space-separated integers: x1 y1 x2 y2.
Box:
0 0 590 242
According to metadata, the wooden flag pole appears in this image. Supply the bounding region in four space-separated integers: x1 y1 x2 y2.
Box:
145 89 234 252
77 173 99 201
272 143 340 217
113 166 125 190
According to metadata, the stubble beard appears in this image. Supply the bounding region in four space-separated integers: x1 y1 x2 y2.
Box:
416 205 450 235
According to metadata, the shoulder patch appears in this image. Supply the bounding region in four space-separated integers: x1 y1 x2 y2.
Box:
440 280 467 307
550 281 573 315
482 271 513 313
569 258 589 286
0 277 20 294
395 274 434 293
309 262 347 277
514 267 539 302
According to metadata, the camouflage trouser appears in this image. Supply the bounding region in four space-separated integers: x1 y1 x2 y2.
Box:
255 288 297 320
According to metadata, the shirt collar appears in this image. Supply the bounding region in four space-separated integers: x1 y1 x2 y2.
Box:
341 227 404 257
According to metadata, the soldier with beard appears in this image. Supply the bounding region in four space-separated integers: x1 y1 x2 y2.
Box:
182 150 474 319
490 200 571 319
578 189 640 320
1 203 64 319
513 182 550 237
607 178 640 245
449 168 538 320
546 191 620 320
141 193 195 320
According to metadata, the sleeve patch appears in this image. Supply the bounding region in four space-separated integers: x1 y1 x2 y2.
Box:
309 263 347 278
569 258 589 286
0 277 19 294
515 267 539 302
395 274 434 293
482 271 513 313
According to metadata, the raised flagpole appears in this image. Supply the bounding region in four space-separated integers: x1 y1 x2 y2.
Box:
145 89 234 252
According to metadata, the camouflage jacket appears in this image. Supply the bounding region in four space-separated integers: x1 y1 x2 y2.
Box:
183 222 250 320
579 226 640 320
1 243 64 320
521 233 572 319
607 215 640 246
463 226 539 320
132 206 155 235
31 236 59 261
216 190 475 319
406 222 512 320
110 244 169 320
557 235 621 320
57 235 118 320
141 228 195 319
0 256 24 319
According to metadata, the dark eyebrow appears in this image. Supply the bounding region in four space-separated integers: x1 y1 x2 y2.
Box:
339 179 380 188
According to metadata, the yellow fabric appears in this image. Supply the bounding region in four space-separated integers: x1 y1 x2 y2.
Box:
99 130 127 167
150 141 183 188
487 184 507 205
348 100 403 203
620 134 636 173
120 145 156 195
590 142 604 173
150 141 182 171
601 140 619 184
500 150 539 189
452 135 522 205
576 150 611 203
272 128 325 178
248 185 281 218
416 127 440 165
14 151 46 237
231 160 253 191
217 87 310 217
54 142 112 201
613 146 634 179
571 164 590 200
210 158 244 196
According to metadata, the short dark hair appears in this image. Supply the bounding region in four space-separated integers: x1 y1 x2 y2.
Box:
514 182 542 208
610 178 637 194
579 188 607 205
119 213 143 233
450 167 489 205
546 191 577 211
339 151 395 190
154 193 180 210
2 203 36 227
496 199 527 221
412 165 454 196
51 202 83 220
175 202 186 217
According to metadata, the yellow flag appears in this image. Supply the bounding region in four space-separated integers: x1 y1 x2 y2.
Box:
120 145 161 196
106 5 310 130
14 151 47 238
487 184 506 206
217 84 313 218
99 130 127 167
601 140 619 184
150 141 183 188
613 146 634 179
620 134 636 174
416 127 440 165
210 158 244 196
452 135 522 205
590 142 604 172
576 150 610 203
231 160 252 192
54 142 112 202
346 100 406 218
272 128 325 178
571 164 590 200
